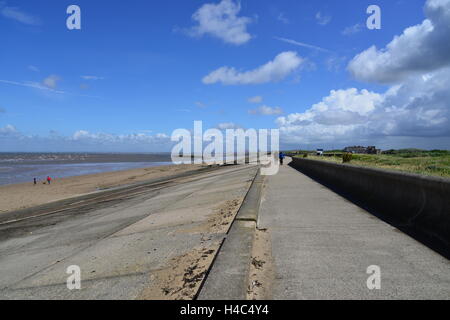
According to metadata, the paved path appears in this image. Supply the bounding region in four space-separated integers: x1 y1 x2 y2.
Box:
0 165 257 300
259 158 450 299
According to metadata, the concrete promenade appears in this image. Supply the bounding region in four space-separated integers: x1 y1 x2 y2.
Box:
0 158 449 300
0 165 258 300
258 158 450 299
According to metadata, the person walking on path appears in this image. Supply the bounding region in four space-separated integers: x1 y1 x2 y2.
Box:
46 176 52 185
279 152 285 165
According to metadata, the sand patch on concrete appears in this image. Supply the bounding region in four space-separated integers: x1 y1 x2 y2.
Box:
179 198 244 235
247 228 275 300
137 244 220 300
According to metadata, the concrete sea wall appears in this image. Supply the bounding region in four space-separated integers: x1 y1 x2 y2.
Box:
290 157 450 257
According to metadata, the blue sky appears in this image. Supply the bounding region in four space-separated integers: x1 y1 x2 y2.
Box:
1 0 449 151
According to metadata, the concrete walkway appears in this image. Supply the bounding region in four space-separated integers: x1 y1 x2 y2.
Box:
259 158 450 299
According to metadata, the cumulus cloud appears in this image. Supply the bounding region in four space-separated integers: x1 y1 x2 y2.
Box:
71 130 171 147
0 2 41 25
277 67 450 147
0 124 17 135
186 0 253 45
277 88 381 128
315 12 331 26
203 51 303 85
249 105 283 116
0 126 173 152
275 0 450 149
348 0 450 83
248 96 263 103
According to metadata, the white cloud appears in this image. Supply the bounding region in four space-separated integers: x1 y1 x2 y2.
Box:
0 124 17 134
195 101 207 108
248 96 263 104
348 0 450 83
0 79 65 94
71 130 171 145
81 75 105 80
0 3 41 25
217 122 242 130
315 12 331 26
28 65 40 72
277 67 450 147
277 13 290 24
276 0 450 149
203 51 303 85
0 127 174 152
275 37 330 53
249 105 283 116
186 0 253 45
326 56 347 72
42 75 61 89
342 23 363 36
176 108 191 113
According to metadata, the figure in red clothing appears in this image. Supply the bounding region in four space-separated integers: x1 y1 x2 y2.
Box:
47 176 52 185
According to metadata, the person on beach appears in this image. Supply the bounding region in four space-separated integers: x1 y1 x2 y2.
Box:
47 176 52 185
33 178 37 185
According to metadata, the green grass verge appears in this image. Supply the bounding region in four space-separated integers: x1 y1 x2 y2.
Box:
295 150 450 179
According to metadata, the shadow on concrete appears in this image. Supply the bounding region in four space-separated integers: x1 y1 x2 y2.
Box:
288 161 450 260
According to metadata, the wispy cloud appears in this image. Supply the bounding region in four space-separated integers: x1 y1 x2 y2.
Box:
342 23 363 36
0 78 101 99
275 37 331 53
315 12 331 26
0 79 65 94
0 2 41 25
43 75 61 89
248 96 263 104
326 56 347 72
195 101 207 108
249 105 283 116
81 75 105 80
217 122 242 130
277 12 290 24
28 65 40 72
176 108 191 113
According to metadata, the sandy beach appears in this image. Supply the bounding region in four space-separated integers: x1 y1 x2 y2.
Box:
0 163 202 214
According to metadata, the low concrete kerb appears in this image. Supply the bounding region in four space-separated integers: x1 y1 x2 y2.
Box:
198 168 263 300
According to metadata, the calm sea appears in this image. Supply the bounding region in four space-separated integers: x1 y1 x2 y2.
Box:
0 153 173 186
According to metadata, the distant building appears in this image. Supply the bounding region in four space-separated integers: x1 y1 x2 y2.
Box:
344 146 380 154
316 149 324 156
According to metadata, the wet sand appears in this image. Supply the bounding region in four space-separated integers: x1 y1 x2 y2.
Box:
0 164 202 214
